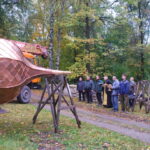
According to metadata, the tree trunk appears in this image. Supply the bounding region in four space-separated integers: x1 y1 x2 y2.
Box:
85 2 90 54
138 1 145 79
85 1 91 73
56 28 61 70
48 6 55 69
55 0 65 70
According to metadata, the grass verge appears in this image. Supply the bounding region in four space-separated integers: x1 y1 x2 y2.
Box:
0 103 149 150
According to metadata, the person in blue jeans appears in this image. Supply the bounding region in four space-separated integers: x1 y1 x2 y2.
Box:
111 76 120 112
119 74 130 112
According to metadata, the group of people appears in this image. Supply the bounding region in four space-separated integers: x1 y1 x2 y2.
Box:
77 74 136 112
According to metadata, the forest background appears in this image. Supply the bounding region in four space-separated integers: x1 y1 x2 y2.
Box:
0 0 150 81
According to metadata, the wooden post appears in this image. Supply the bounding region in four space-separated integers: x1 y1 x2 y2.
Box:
64 77 81 128
56 75 64 130
33 85 47 124
45 78 58 133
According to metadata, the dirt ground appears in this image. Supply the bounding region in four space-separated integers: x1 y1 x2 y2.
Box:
31 89 150 144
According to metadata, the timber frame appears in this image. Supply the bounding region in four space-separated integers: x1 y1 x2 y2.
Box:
33 75 81 133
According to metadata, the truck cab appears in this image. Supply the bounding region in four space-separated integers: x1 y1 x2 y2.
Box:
17 52 42 103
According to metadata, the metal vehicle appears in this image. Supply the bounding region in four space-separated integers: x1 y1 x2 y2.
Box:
10 40 48 103
23 52 42 89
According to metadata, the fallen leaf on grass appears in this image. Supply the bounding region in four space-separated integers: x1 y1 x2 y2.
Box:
102 142 111 148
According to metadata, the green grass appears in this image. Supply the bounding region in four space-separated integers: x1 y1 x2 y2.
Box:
0 104 149 150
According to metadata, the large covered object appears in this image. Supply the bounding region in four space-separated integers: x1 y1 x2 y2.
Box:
9 39 48 57
0 38 70 104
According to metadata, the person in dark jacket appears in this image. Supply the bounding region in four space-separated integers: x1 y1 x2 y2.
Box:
95 76 103 105
77 77 85 101
119 74 130 112
111 76 120 112
128 77 136 111
102 76 112 108
84 76 94 103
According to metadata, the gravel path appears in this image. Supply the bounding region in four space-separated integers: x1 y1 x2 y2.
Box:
60 108 150 144
31 93 150 144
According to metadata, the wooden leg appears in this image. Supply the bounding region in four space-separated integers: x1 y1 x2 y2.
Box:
56 75 64 130
33 85 46 124
45 78 58 133
65 78 81 128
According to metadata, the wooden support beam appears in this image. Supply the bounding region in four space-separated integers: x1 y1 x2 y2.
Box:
65 77 81 128
33 75 81 133
33 85 47 124
56 75 64 129
52 77 81 128
45 78 58 133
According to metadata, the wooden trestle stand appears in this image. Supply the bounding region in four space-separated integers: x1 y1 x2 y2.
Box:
32 75 81 133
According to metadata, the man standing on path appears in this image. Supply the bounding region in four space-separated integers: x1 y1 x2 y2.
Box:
128 77 136 111
111 76 120 112
95 76 103 106
77 77 85 102
119 74 130 112
84 76 94 103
